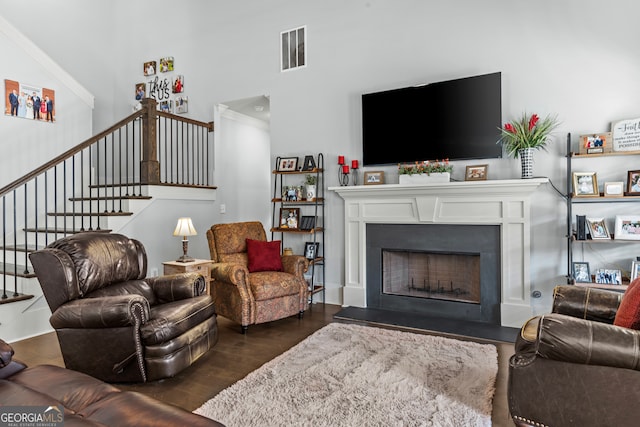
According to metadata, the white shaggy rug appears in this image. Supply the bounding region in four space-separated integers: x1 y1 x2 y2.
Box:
195 322 498 427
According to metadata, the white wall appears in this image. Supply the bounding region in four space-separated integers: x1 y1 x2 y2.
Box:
1 0 640 313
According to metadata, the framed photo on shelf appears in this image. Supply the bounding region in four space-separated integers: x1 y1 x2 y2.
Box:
304 241 319 260
632 261 640 281
579 133 611 155
572 172 599 197
276 157 299 172
572 261 591 283
364 171 385 185
464 164 488 181
627 170 640 194
586 217 610 240
604 181 625 197
594 268 622 285
614 215 640 240
279 208 300 229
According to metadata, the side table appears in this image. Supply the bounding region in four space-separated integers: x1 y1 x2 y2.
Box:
162 259 213 295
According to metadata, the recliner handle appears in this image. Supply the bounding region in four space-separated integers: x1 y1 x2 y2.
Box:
112 352 137 374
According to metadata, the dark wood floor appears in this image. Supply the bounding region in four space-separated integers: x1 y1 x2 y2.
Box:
9 303 515 426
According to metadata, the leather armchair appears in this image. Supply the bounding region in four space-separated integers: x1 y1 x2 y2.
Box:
29 232 218 383
508 285 640 426
0 338 224 426
206 221 309 333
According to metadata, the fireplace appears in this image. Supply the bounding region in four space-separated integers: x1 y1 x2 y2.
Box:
330 178 547 328
366 223 500 324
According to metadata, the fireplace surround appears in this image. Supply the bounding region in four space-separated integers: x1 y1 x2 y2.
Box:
330 178 547 328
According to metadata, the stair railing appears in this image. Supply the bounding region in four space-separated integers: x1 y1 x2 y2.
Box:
0 98 214 302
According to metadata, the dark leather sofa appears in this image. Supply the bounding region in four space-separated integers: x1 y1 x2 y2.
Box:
508 285 640 426
29 232 218 382
0 338 224 426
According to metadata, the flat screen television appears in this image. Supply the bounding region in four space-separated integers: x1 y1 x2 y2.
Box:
362 72 502 166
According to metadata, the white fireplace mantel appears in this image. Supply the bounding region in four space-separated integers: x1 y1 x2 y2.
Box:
330 178 548 328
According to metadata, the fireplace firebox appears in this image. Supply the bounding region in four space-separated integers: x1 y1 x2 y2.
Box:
367 223 500 324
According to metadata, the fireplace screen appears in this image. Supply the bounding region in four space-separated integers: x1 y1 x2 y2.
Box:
382 250 480 304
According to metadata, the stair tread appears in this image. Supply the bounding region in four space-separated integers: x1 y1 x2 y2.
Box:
46 212 133 217
1 244 45 252
69 195 152 201
23 228 112 234
0 293 34 305
0 263 37 278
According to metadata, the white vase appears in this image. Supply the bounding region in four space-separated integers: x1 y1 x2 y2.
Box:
398 172 450 185
305 184 316 201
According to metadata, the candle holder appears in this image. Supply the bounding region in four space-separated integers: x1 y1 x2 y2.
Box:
351 169 359 185
340 170 350 186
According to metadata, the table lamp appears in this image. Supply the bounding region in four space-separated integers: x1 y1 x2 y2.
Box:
173 217 197 262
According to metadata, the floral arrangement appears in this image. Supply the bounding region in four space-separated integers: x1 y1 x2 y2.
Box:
398 159 452 175
499 112 560 158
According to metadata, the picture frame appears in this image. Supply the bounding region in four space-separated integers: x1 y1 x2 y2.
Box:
279 208 300 229
364 171 385 185
465 164 488 181
572 172 599 197
579 133 611 155
572 261 591 283
304 241 319 260
300 216 316 230
627 170 640 195
586 217 610 240
301 155 316 171
632 261 640 281
614 215 640 241
604 181 625 197
276 157 299 172
594 268 622 285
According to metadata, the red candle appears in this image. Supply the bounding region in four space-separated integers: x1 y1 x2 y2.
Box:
351 159 359 169
338 155 345 165
342 165 349 174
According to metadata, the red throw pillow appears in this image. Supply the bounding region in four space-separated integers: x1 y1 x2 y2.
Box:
614 278 640 329
246 239 283 273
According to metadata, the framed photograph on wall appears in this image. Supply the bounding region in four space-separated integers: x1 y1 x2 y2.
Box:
364 171 385 185
279 208 300 229
572 261 591 283
627 170 640 194
276 157 299 172
632 261 640 281
304 241 319 260
572 172 599 197
586 217 610 240
614 215 640 240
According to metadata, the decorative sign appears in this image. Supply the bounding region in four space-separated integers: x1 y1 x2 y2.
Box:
613 118 640 151
579 133 611 154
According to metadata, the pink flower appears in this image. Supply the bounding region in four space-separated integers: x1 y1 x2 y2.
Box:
504 123 516 133
528 114 539 131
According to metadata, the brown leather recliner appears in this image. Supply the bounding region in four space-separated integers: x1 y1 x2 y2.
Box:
206 221 309 333
508 285 640 426
0 338 224 426
29 232 218 383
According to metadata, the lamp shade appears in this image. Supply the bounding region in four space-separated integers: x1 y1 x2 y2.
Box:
173 217 197 237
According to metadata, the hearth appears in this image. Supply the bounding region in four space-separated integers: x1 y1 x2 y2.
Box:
367 223 500 324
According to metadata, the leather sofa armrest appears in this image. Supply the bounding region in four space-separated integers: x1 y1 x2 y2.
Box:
50 295 150 329
282 255 309 277
210 262 249 287
148 272 206 301
531 313 640 370
552 285 622 324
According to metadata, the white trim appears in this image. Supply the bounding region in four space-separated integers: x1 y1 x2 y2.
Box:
0 13 94 108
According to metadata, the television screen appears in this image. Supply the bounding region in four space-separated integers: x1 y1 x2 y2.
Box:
362 72 502 166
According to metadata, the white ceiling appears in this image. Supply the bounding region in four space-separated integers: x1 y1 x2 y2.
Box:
222 95 270 123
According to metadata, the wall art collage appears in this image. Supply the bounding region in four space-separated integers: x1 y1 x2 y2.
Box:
135 56 187 114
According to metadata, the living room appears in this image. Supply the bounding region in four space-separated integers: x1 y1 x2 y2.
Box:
1 1 639 425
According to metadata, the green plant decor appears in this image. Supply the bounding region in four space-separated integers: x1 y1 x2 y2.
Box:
398 159 453 175
498 112 560 158
305 174 318 185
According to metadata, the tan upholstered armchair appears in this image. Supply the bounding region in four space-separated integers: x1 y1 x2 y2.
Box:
29 232 218 383
206 221 309 333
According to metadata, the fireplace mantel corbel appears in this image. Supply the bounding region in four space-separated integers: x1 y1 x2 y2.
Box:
330 178 548 328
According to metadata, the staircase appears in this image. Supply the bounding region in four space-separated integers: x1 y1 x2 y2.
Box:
0 99 214 314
